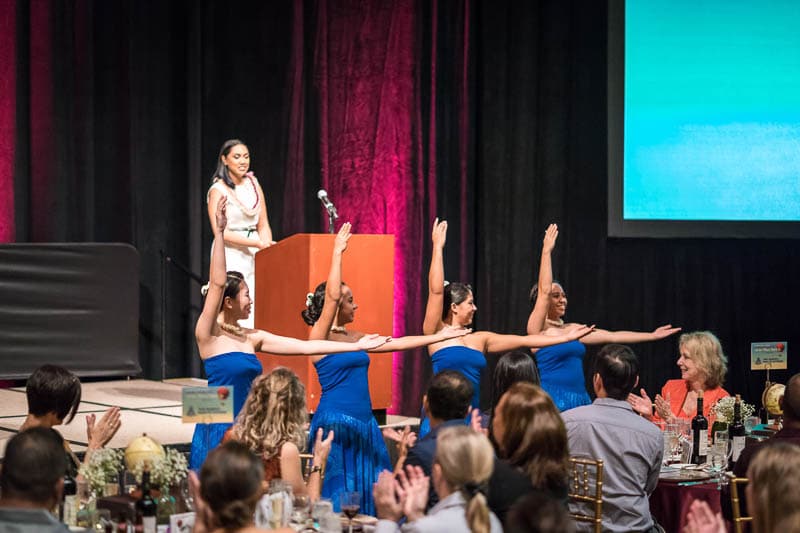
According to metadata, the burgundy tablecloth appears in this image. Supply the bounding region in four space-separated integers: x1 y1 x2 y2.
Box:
650 480 721 533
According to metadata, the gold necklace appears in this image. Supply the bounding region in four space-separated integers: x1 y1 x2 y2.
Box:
218 320 246 337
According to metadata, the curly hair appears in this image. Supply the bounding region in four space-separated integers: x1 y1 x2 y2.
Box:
230 368 307 460
679 331 728 389
497 383 569 494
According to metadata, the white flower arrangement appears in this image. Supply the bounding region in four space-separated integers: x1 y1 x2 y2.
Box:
712 396 755 424
79 448 124 494
130 448 188 489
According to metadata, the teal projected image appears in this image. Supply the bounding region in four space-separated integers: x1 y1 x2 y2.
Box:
624 0 800 221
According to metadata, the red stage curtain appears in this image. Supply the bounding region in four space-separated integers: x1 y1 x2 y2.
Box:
0 0 15 242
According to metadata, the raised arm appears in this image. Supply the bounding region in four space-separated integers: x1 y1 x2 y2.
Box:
254 178 276 247
423 218 447 335
526 224 558 334
477 324 595 354
309 223 352 340
580 324 681 345
196 196 228 344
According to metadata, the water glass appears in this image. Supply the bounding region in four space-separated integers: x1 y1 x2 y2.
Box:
312 498 334 530
291 494 311 525
662 428 679 465
745 416 759 434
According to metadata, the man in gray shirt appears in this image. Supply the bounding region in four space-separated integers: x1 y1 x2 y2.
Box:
562 344 663 533
0 427 88 533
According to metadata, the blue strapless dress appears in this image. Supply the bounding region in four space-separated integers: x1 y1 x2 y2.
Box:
309 351 390 516
189 352 262 470
419 345 486 437
536 340 590 411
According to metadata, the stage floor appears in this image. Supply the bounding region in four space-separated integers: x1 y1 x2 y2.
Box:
0 378 419 459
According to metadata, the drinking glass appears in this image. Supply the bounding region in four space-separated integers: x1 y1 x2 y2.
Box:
312 498 333 530
291 494 310 526
662 427 679 465
745 416 759 434
340 491 361 533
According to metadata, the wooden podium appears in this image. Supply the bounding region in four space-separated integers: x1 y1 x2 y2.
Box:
254 234 395 413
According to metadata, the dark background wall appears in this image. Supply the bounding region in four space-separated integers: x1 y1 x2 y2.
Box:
2 0 797 414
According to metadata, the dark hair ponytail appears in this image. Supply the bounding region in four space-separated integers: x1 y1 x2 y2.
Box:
442 282 473 320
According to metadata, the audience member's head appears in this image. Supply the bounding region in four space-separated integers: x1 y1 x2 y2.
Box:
490 351 540 410
779 373 800 424
200 441 265 530
232 367 307 458
593 344 639 400
493 382 569 493
26 365 81 425
678 331 727 389
506 491 576 533
0 427 67 509
434 426 494 533
424 370 473 422
746 442 800 533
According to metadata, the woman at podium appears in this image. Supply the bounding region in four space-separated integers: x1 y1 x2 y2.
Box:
420 219 594 435
207 139 276 328
302 223 471 516
192 198 390 470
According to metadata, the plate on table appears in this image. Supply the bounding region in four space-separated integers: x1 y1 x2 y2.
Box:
659 467 712 482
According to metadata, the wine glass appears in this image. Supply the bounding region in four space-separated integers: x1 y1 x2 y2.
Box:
709 431 732 488
340 491 361 533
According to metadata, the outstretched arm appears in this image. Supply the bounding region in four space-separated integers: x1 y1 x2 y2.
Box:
309 223 352 340
370 326 471 353
251 330 389 354
527 223 558 334
196 197 228 344
477 324 595 354
580 324 681 345
422 218 447 335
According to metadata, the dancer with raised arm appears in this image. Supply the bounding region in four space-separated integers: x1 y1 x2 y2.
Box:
527 223 681 411
421 219 593 434
191 198 389 470
302 223 471 516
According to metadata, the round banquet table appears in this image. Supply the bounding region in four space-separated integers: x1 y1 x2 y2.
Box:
650 478 722 533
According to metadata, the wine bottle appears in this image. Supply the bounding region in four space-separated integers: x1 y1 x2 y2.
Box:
729 394 746 465
60 471 78 526
690 391 708 464
135 469 157 533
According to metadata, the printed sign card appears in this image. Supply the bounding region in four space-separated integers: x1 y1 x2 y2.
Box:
182 386 234 423
751 342 788 370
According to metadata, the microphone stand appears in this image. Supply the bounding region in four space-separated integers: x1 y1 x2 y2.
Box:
327 208 336 234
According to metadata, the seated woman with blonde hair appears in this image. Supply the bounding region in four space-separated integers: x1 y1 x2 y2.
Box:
628 331 729 426
373 426 502 533
226 367 331 501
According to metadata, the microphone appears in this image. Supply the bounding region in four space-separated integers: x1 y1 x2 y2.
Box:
317 189 339 219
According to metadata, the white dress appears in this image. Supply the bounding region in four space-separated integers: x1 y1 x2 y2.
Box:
207 175 262 328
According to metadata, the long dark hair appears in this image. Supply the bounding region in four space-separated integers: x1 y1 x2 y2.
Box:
301 280 348 326
212 139 247 190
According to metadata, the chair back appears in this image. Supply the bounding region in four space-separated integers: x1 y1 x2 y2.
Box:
568 456 604 533
731 477 752 533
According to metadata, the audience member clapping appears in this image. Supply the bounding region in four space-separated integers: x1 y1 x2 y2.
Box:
374 426 502 533
226 367 332 501
20 365 121 471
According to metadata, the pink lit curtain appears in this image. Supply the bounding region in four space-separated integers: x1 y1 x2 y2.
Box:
302 0 472 413
0 0 16 242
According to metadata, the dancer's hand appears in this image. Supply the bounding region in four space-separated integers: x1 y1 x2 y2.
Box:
86 407 121 450
215 196 227 233
356 334 391 351
651 324 681 340
374 470 404 522
627 389 654 417
334 222 352 254
431 218 447 249
542 223 558 254
564 323 595 341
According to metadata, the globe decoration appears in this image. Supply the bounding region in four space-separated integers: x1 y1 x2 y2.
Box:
124 433 165 471
762 382 785 417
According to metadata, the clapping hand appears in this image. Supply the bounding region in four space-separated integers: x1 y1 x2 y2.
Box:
683 499 726 533
373 470 404 522
396 465 430 522
312 428 334 468
627 389 654 417
86 407 121 450
383 425 417 475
